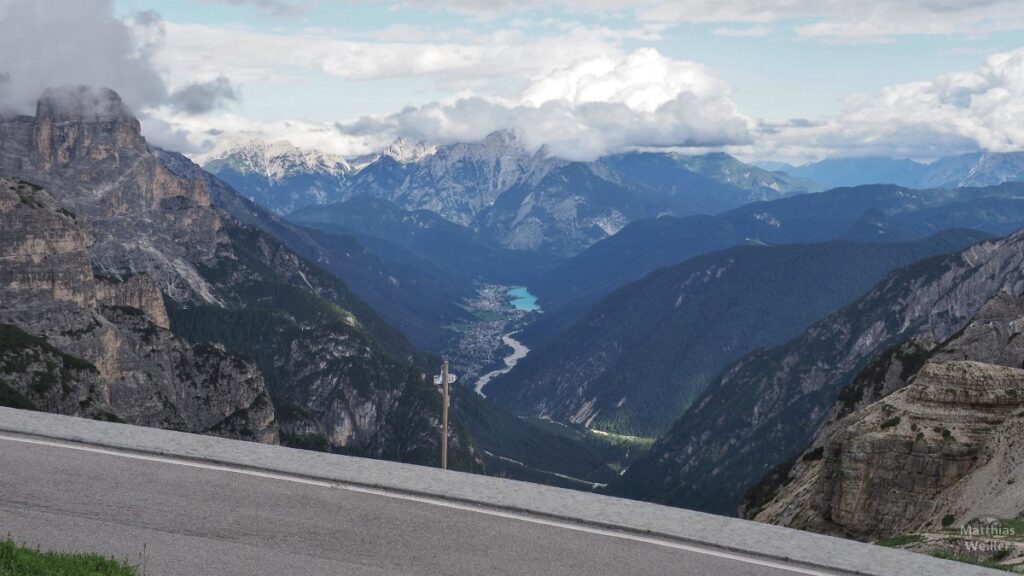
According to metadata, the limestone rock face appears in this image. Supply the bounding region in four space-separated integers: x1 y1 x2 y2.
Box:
0 179 94 306
825 361 1022 536
95 274 171 329
0 176 278 443
0 86 223 304
31 87 147 183
757 361 1024 538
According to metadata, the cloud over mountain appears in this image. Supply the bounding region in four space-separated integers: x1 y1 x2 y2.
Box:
169 77 239 115
339 49 750 161
0 0 166 115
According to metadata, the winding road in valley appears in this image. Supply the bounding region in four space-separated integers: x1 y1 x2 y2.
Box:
474 332 529 397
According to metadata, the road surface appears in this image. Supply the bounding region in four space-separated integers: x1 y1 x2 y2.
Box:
0 433 817 576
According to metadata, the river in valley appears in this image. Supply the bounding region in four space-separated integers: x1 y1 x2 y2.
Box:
474 331 530 397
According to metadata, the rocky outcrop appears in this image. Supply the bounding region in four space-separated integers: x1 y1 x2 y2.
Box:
754 289 1024 541
94 274 170 329
0 323 104 416
0 179 94 306
757 361 1024 538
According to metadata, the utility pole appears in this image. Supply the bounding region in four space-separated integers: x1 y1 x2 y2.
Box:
433 361 456 470
440 360 449 470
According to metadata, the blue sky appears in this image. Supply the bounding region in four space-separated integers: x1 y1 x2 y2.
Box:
6 0 1024 162
117 0 1021 119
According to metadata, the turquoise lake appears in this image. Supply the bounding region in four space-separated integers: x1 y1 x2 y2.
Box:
508 287 540 311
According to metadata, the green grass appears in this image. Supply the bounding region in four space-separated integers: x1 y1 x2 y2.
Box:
880 416 901 430
583 427 656 449
877 534 924 547
931 549 1017 572
0 540 136 575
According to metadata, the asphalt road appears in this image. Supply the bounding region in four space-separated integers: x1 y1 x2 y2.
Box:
0 435 821 576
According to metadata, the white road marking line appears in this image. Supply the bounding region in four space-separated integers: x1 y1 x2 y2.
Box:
0 433 841 576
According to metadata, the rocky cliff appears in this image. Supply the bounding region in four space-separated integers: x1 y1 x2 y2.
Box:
0 176 277 440
0 86 223 303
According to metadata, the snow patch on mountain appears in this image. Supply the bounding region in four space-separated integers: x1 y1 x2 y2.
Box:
201 138 352 182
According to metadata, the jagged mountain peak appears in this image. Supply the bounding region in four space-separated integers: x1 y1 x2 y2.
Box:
447 129 528 158
382 136 437 163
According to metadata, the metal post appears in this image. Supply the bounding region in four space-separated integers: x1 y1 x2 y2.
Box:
441 360 449 470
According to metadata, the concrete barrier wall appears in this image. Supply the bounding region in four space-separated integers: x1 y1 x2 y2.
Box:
0 407 997 576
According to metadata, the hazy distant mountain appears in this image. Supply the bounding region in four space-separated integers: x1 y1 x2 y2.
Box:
602 151 817 216
642 152 819 198
753 161 797 173
534 182 1024 316
920 151 1024 188
203 139 352 215
768 151 1024 190
778 157 929 188
489 230 990 436
289 196 558 287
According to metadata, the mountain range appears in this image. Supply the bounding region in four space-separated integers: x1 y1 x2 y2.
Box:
531 182 1024 329
202 139 352 216
610 227 1024 514
206 133 814 258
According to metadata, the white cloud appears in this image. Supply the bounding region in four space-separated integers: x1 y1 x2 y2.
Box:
712 25 773 37
336 48 751 161
147 20 637 90
0 1 240 122
743 47 1024 162
204 0 315 17
169 77 239 115
151 48 749 161
147 109 376 158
